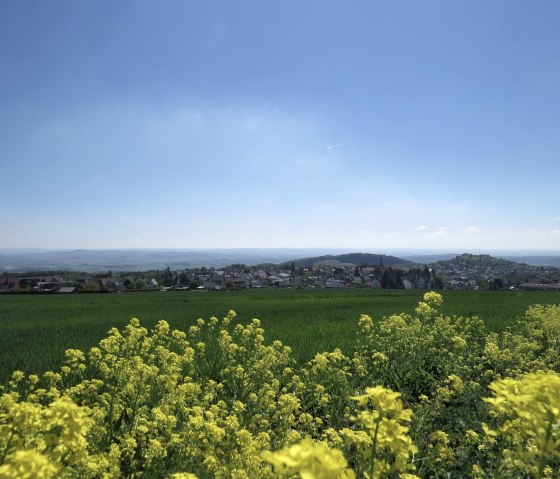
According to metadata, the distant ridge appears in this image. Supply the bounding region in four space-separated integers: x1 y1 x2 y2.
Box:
284 253 416 269
1 248 558 273
499 256 560 267
430 253 535 270
0 248 348 272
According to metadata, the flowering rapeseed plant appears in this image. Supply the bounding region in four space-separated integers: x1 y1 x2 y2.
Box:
262 437 355 479
483 372 560 478
344 386 419 478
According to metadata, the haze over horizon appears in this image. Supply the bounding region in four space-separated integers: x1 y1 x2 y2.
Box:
2 1 559 251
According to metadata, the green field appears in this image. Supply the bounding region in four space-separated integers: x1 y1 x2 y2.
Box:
1 288 559 382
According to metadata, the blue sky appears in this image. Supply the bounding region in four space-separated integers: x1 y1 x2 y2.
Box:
1 1 559 251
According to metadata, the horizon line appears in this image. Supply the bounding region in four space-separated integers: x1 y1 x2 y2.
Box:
1 247 560 254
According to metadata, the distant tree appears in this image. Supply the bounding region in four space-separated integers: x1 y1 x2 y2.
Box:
490 278 504 290
381 268 393 288
396 269 404 289
85 281 100 291
162 267 174 287
431 275 444 290
134 279 147 289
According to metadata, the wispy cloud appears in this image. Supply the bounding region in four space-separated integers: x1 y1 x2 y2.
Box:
416 225 428 231
326 143 344 150
551 229 560 236
427 226 447 238
465 225 479 234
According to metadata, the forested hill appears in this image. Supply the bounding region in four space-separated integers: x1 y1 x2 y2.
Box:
285 253 416 269
432 253 535 270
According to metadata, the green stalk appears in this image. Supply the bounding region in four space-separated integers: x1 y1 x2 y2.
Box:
127 370 145 434
0 430 15 465
370 420 380 479
537 420 553 479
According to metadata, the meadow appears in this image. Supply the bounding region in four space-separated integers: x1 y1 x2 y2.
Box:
1 288 558 382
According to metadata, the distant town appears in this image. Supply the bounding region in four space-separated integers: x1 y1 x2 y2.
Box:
2 253 559 293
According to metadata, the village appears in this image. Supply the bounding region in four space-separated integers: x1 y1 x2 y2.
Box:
2 254 559 293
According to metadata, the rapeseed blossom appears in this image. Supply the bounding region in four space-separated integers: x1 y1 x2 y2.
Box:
0 450 58 479
263 437 355 479
483 372 560 477
346 386 418 478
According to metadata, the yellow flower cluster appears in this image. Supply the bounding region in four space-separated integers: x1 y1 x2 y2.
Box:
482 372 560 477
0 396 92 478
414 291 443 318
0 311 299 478
346 386 418 478
263 437 355 479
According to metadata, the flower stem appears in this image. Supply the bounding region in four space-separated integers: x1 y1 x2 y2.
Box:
0 430 15 465
537 420 553 479
370 421 380 479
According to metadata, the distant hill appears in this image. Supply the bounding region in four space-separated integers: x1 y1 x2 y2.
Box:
431 253 536 270
403 252 560 268
0 249 297 272
2 248 557 273
0 248 348 272
498 256 560 267
402 253 462 264
285 253 416 269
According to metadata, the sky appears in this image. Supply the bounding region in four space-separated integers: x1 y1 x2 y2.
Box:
1 0 559 251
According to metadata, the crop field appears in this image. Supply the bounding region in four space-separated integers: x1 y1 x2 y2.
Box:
0 288 559 382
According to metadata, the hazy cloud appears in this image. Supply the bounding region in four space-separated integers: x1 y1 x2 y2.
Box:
327 143 344 150
551 229 560 236
465 226 480 234
416 225 428 231
427 228 447 238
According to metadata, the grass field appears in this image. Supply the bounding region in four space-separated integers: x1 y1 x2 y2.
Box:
1 288 559 382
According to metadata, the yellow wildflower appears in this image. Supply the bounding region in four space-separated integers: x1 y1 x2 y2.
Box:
262 437 355 479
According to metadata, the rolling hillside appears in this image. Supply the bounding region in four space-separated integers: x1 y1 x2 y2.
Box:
285 253 416 269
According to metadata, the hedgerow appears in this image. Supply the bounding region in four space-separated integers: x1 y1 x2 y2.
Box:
1 293 559 478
